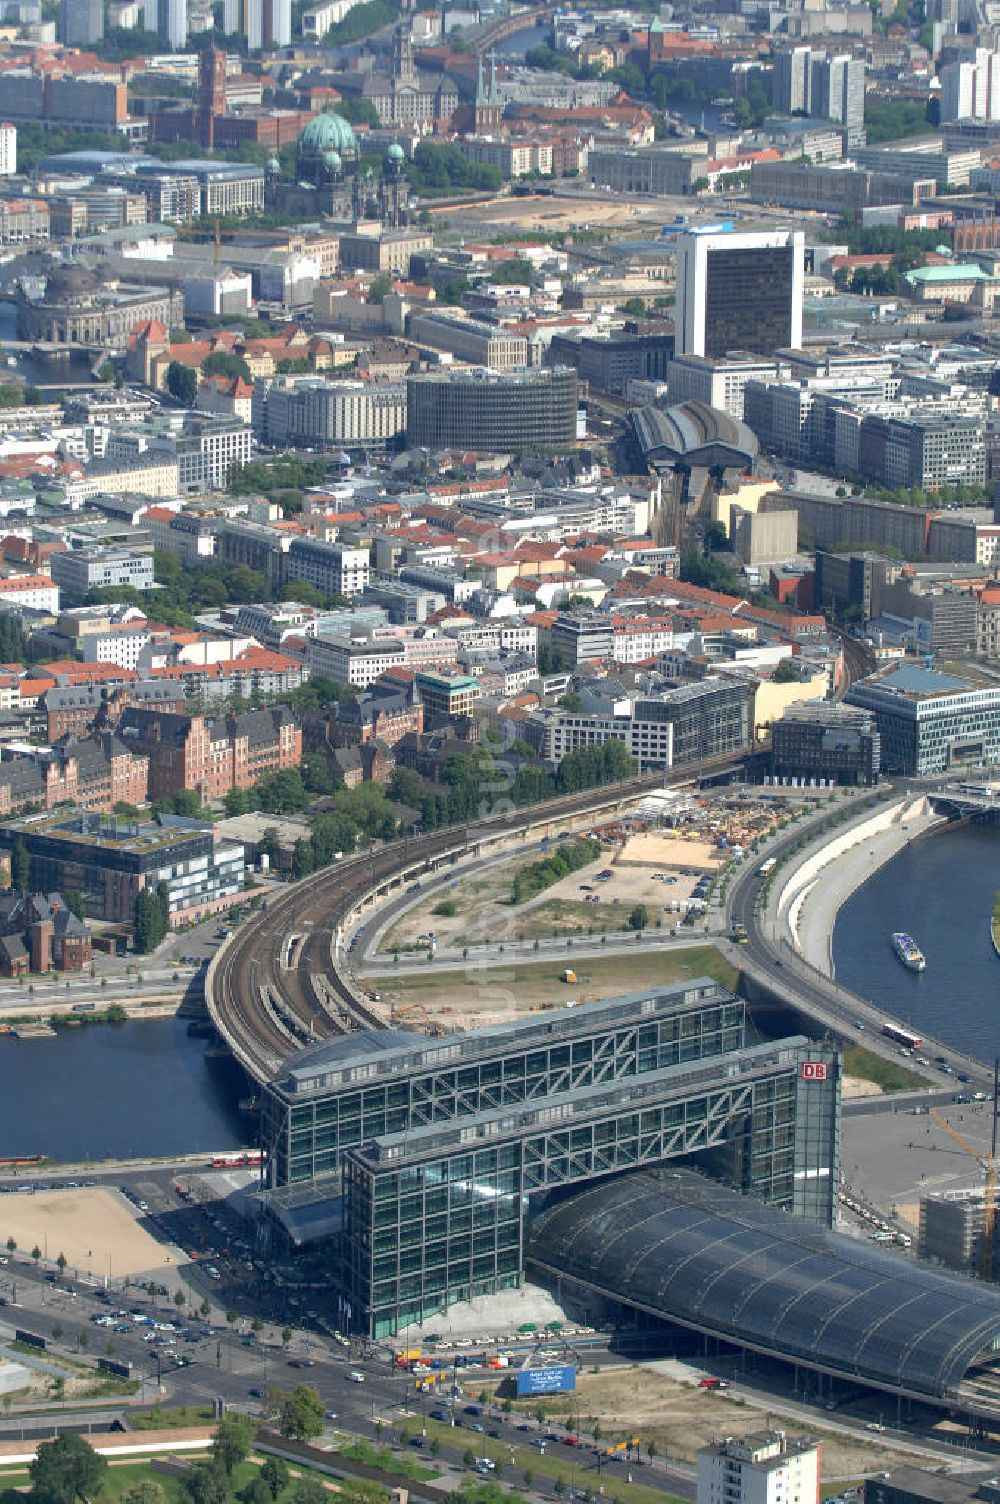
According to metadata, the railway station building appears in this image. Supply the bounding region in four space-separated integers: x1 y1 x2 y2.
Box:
258 979 841 1337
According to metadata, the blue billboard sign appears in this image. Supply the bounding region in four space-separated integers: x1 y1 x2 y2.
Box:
515 1365 576 1396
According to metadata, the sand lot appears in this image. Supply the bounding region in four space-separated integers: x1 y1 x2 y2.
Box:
0 1188 173 1277
526 1364 909 1479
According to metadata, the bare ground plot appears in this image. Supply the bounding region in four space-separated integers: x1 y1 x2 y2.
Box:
368 945 739 1028
427 191 673 237
0 1189 174 1278
378 851 708 957
521 1366 913 1479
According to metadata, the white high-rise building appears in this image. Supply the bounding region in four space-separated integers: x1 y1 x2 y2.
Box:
223 0 289 45
143 0 187 48
0 123 16 177
940 47 1000 121
698 1431 820 1504
675 228 805 360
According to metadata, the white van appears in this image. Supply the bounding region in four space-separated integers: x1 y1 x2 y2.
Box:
347 1371 365 1384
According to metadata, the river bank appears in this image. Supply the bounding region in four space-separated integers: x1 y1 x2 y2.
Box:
779 794 947 978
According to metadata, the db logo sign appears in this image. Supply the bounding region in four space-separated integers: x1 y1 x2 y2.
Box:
801 1061 829 1081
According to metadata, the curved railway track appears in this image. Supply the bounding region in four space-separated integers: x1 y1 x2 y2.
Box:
207 772 694 1084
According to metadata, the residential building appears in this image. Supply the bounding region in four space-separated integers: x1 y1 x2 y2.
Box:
771 701 881 786
697 1431 820 1504
143 0 187 48
406 367 578 452
117 706 301 801
0 811 243 924
549 614 614 668
51 548 154 600
676 229 805 359
60 0 103 41
286 538 370 601
0 575 59 612
223 0 291 46
846 663 1000 775
328 684 424 747
940 48 1000 122
0 892 92 978
812 55 866 129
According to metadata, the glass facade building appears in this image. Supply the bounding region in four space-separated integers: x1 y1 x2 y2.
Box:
260 980 840 1338
846 663 1000 775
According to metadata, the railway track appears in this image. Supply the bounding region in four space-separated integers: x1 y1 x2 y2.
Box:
207 758 748 1085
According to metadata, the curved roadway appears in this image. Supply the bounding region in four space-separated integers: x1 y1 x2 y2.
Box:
726 809 995 1092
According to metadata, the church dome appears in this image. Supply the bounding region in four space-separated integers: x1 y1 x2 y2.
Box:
386 142 405 163
323 149 343 173
297 109 358 158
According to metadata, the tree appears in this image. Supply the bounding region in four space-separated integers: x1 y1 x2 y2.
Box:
240 1480 272 1504
56 1252 66 1272
212 1413 253 1474
31 1244 40 1261
5 1236 14 1252
290 1482 327 1504
174 1288 186 1308
29 1434 108 1504
63 890 84 921
259 1458 289 1500
200 1298 211 1317
11 838 28 893
184 1462 229 1504
628 905 648 932
278 1384 325 1441
166 362 198 405
366 272 392 304
202 351 251 383
123 1485 166 1504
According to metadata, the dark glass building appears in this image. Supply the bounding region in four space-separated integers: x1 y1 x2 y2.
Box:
406 366 578 451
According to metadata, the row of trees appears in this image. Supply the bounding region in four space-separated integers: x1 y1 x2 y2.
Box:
512 836 601 904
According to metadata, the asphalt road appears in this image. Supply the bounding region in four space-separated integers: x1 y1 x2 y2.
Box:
0 1259 696 1500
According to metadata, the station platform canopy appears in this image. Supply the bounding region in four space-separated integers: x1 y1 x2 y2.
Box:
528 1170 1000 1400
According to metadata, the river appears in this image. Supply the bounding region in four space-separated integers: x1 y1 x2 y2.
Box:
0 1017 246 1163
832 821 1000 1063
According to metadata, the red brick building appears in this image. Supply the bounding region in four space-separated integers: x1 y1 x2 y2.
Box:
116 706 301 802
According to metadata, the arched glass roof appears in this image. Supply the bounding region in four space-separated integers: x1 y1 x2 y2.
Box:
527 1171 1000 1398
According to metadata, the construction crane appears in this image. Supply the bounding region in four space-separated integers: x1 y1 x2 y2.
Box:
930 1067 999 1281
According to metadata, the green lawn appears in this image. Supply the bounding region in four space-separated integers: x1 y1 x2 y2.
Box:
337 1439 438 1481
843 1045 928 1093
129 1404 218 1431
369 943 739 1001
0 1451 387 1504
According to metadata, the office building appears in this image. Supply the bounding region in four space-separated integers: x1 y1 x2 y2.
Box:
60 0 103 42
731 508 798 566
698 1431 820 1504
305 635 405 688
846 663 1000 775
287 538 370 601
547 332 673 397
588 145 695 196
51 548 154 600
0 811 244 924
406 367 578 452
675 229 805 359
407 312 528 369
0 125 15 178
257 979 839 1334
253 377 407 454
771 701 881 786
414 670 480 720
667 353 782 420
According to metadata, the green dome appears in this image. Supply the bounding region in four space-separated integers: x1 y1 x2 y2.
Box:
386 142 405 163
297 109 358 157
267 155 280 172
323 149 342 172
